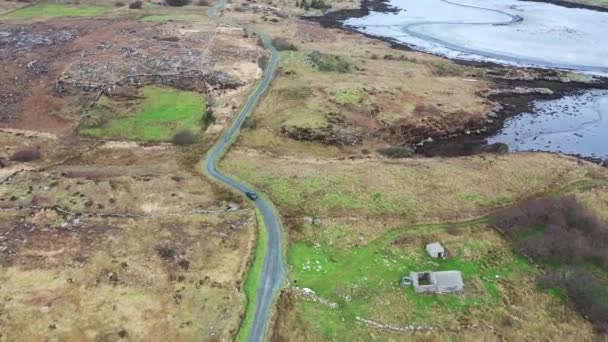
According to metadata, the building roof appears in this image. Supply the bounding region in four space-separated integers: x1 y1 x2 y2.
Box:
433 271 463 288
425 242 444 254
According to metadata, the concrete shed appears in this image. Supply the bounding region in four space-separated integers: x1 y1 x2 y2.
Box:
425 242 445 258
410 271 464 294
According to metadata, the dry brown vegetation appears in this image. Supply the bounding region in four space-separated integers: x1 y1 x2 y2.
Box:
216 2 608 340
0 134 257 340
493 196 608 331
0 11 264 135
224 3 492 156
0 4 272 339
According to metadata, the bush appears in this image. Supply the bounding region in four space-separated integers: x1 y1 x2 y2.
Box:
158 36 180 42
492 196 608 331
310 0 329 9
308 51 351 73
202 108 216 128
129 0 142 9
166 0 190 6
377 146 415 158
540 266 608 331
492 196 608 268
10 148 41 162
243 117 258 130
115 1 125 6
172 130 196 145
196 0 210 5
257 55 269 70
272 37 297 51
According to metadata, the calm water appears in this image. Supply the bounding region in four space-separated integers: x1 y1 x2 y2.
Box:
345 0 608 74
345 0 608 159
487 90 608 160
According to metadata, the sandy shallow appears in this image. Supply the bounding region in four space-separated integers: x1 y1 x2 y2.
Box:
345 0 608 74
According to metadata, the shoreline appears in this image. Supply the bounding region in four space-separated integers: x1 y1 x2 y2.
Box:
303 0 608 165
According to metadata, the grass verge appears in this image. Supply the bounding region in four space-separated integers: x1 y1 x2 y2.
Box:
5 4 110 18
236 208 268 342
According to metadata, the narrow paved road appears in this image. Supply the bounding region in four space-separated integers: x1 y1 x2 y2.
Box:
203 1 285 342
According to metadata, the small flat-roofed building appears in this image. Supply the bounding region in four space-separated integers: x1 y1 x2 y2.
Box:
410 271 464 294
425 242 445 259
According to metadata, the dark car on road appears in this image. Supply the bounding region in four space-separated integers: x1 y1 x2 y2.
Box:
246 191 258 201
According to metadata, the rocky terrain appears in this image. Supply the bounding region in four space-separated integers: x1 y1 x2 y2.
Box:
1 0 607 340
0 2 267 340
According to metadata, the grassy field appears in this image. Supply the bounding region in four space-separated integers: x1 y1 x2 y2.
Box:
221 151 607 228
80 86 206 142
140 14 210 22
5 4 111 18
237 209 268 342
226 15 490 156
0 138 255 340
273 220 593 340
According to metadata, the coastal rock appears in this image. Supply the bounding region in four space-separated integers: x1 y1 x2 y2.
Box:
486 87 554 96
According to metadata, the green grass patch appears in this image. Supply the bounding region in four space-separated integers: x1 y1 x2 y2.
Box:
5 4 110 18
308 51 351 73
80 86 206 142
333 89 360 107
287 220 540 336
236 209 268 342
140 15 169 21
221 165 421 216
140 13 211 22
278 51 316 74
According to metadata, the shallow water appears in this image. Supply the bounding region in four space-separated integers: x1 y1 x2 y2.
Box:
345 0 608 74
345 0 608 160
486 90 608 159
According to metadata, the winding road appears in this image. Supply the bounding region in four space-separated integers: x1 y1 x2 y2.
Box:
203 1 285 341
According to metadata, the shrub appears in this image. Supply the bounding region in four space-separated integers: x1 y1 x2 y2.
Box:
310 0 329 9
172 130 196 145
196 0 210 5
158 36 179 42
10 148 41 162
202 108 216 128
492 196 608 331
115 1 125 6
243 117 258 130
257 55 269 70
540 266 608 331
272 37 297 51
166 0 190 6
129 0 142 9
308 51 351 73
377 146 415 158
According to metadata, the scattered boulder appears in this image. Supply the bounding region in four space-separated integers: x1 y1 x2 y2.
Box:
487 87 554 96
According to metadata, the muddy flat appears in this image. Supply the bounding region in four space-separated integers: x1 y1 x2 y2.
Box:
345 0 608 74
